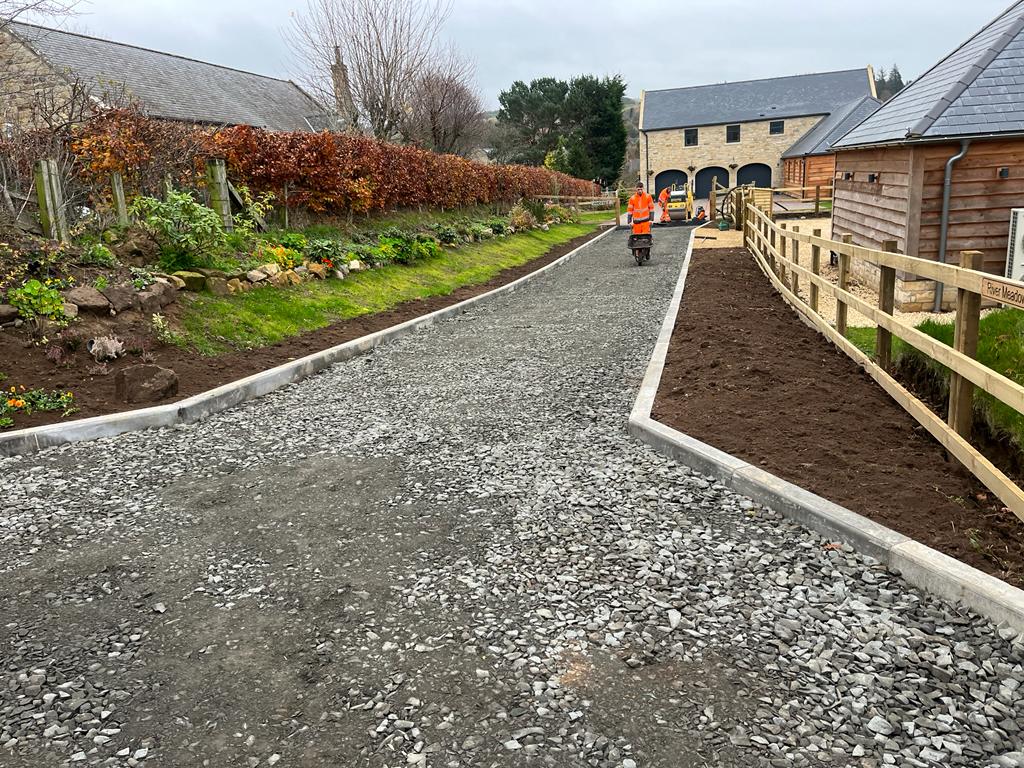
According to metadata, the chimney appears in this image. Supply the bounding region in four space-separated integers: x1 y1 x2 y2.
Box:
330 46 357 130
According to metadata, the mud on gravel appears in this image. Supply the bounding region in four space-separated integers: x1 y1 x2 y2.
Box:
653 246 1024 588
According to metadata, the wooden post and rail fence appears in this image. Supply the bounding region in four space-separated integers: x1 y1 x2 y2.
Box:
742 198 1024 522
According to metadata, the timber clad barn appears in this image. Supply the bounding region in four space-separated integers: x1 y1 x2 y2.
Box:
832 0 1024 311
0 22 332 131
638 68 875 199
781 95 881 192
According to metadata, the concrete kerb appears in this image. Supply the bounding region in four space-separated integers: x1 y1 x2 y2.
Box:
628 226 1024 634
0 226 616 459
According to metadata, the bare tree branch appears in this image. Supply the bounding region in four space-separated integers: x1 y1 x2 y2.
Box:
287 0 453 140
401 48 485 157
0 0 77 29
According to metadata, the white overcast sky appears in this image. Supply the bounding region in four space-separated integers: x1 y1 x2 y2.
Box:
32 0 1012 108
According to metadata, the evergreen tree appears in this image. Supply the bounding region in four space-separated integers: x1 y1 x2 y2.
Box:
888 65 905 94
497 74 627 182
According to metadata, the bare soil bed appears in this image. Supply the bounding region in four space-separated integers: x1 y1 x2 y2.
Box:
1 229 605 431
653 246 1024 588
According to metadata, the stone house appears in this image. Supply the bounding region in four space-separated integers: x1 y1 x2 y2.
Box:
0 21 334 131
831 0 1024 311
638 68 876 198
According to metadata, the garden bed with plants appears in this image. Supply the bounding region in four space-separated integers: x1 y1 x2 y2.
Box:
654 246 1024 588
0 195 607 431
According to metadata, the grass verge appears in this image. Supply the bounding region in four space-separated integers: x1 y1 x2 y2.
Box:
179 221 600 355
846 310 1024 451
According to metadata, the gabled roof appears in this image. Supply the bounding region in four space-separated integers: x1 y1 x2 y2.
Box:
835 1 1024 148
6 22 331 132
783 96 881 158
640 68 873 132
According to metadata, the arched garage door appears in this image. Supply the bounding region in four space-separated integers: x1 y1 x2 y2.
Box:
655 169 688 197
695 166 729 199
737 163 773 188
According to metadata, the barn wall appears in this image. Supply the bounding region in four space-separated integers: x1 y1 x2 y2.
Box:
832 147 912 249
917 139 1024 276
805 155 836 192
782 158 805 189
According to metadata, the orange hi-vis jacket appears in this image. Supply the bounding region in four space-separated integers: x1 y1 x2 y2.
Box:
628 192 655 235
658 188 671 222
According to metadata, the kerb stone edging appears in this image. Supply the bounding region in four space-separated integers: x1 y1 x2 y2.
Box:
1 226 616 459
628 225 1024 633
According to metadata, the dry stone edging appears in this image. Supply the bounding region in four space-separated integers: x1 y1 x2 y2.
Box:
0 227 615 458
628 223 1024 634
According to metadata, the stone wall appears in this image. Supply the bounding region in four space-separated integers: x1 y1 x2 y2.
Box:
852 260 955 312
640 114 825 192
0 30 68 126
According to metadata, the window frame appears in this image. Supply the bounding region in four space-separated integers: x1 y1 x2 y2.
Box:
684 128 698 147
726 124 741 144
769 120 785 135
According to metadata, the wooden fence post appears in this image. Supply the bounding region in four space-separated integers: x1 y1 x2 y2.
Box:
836 233 852 337
205 158 233 232
615 193 621 228
779 223 788 282
810 228 822 313
768 220 777 272
34 159 69 243
948 250 985 439
877 240 899 370
709 178 717 223
111 172 129 228
791 226 801 297
814 185 821 216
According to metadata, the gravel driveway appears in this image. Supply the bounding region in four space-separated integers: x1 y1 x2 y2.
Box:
2 227 1023 768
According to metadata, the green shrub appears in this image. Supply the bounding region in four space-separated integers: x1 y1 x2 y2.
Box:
521 198 546 222
487 218 508 236
546 204 580 224
81 243 116 267
130 192 227 271
432 224 460 246
306 239 345 266
234 186 274 238
7 279 66 322
413 235 443 261
276 232 308 252
469 223 494 241
254 242 302 270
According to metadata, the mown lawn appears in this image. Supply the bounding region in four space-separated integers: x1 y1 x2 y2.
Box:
179 221 601 355
846 309 1024 450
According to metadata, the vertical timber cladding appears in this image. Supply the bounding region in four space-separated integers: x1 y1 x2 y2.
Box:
918 139 1024 275
783 158 805 189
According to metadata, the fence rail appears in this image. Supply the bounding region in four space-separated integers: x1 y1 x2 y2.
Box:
743 200 1024 522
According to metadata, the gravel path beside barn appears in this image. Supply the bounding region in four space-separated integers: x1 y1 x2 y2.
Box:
1 227 1023 768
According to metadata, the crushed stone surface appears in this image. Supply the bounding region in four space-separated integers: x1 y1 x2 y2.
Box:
1 227 1022 768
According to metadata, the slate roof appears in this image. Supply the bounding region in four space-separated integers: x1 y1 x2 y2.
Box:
6 22 331 131
835 1 1024 147
782 95 881 158
640 68 873 132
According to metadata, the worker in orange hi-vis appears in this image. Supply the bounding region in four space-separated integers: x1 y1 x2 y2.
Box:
627 183 655 236
658 186 671 224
